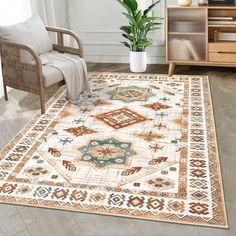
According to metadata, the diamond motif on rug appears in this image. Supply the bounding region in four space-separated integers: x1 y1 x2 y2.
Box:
137 131 164 142
110 86 150 103
143 102 171 111
146 177 175 191
96 107 149 129
167 200 185 213
64 125 96 137
79 138 136 167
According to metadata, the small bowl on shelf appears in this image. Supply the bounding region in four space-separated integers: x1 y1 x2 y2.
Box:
178 0 192 6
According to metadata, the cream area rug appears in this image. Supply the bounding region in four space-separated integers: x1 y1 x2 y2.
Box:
0 73 228 228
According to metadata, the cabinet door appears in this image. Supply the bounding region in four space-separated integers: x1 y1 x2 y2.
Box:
167 8 207 62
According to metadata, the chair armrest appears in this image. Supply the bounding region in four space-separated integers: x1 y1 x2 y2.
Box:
0 39 43 91
0 39 42 68
46 26 84 58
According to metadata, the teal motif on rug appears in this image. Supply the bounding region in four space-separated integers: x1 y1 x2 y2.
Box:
79 138 136 167
108 86 151 103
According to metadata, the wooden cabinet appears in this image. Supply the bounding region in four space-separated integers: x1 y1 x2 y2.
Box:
209 42 236 62
166 6 236 76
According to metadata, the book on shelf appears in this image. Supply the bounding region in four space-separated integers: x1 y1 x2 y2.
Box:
208 16 234 21
208 20 236 25
217 32 236 41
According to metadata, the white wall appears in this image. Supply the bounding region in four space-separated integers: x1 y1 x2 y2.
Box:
0 0 32 98
54 0 69 28
30 0 69 28
67 0 167 64
0 0 31 25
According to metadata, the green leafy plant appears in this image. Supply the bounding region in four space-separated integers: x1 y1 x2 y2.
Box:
117 0 162 52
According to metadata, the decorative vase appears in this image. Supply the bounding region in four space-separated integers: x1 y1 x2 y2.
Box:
130 51 147 73
178 0 192 6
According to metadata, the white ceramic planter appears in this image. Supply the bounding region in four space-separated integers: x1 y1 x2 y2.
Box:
130 51 147 73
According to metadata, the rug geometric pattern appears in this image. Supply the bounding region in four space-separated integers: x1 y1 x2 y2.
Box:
0 73 228 228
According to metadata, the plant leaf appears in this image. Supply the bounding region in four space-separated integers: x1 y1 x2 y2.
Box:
123 0 138 12
120 26 132 34
117 0 162 51
135 10 142 23
121 41 130 48
122 33 134 41
117 0 132 14
122 12 136 25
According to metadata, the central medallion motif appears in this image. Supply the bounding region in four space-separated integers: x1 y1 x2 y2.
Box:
96 107 149 129
79 138 136 167
110 86 150 103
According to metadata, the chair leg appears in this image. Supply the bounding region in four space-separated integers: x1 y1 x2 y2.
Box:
3 83 8 101
40 90 46 114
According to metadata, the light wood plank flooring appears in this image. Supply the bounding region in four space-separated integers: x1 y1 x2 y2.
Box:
0 63 235 236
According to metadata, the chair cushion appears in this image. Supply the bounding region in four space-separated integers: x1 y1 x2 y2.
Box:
42 65 64 88
41 52 80 87
2 63 63 88
0 15 53 60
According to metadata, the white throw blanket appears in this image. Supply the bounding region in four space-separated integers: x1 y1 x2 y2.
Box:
40 52 92 104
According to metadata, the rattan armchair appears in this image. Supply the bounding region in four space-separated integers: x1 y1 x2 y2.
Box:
0 27 84 114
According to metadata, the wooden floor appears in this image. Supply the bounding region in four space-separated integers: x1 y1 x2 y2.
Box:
0 63 235 236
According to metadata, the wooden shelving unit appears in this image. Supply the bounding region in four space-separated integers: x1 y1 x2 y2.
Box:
168 32 206 35
166 6 236 76
208 24 236 28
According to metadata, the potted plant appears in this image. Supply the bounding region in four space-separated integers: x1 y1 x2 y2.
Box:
117 0 162 72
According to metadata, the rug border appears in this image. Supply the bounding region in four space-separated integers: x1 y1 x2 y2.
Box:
0 73 229 229
0 198 229 229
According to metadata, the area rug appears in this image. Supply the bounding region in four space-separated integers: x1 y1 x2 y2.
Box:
0 72 228 228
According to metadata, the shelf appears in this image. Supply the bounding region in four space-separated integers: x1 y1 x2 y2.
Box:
208 24 236 28
167 60 236 67
168 5 236 10
167 6 236 76
168 32 206 35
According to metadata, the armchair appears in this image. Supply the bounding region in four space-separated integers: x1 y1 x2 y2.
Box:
0 26 84 114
